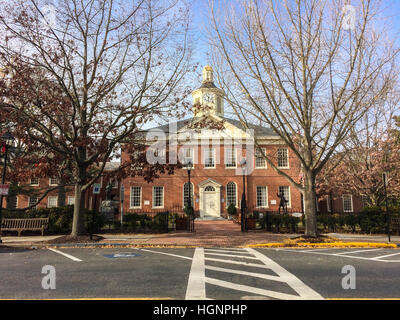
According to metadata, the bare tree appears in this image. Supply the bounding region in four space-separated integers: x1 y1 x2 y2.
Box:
208 0 399 236
0 0 194 236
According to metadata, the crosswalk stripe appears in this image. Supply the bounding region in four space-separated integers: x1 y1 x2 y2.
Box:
204 257 272 269
185 248 206 300
205 265 284 282
205 277 302 300
246 248 324 300
205 249 253 255
204 252 260 260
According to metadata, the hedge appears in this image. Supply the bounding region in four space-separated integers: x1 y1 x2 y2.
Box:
3 206 104 234
317 206 399 234
120 212 172 233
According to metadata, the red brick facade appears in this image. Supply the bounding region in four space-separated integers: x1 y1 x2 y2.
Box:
121 144 303 217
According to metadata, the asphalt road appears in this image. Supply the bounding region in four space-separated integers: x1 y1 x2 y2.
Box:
1 246 400 300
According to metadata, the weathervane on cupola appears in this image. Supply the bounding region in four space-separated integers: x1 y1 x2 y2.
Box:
191 65 225 117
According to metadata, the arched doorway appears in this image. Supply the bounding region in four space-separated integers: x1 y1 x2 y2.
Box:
199 179 221 219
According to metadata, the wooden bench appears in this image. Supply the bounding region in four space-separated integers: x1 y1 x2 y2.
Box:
1 218 49 236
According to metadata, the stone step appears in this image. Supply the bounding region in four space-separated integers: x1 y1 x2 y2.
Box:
196 216 227 221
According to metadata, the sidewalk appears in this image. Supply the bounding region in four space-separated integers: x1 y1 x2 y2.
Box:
1 220 399 247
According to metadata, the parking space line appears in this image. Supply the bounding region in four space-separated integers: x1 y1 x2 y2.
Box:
276 248 400 263
139 248 192 260
336 248 383 255
48 248 82 262
371 252 400 260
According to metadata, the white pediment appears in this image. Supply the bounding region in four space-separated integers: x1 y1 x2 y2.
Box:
175 115 253 143
198 178 222 188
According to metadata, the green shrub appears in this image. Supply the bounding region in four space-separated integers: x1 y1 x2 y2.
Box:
227 204 237 216
359 206 386 234
344 214 358 232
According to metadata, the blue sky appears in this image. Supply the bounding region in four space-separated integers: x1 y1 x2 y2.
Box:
188 0 400 65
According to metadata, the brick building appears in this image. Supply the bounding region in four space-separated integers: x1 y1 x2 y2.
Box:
4 162 120 213
120 66 303 218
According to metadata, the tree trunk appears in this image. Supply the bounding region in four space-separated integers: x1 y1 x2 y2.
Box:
71 183 86 237
304 170 318 237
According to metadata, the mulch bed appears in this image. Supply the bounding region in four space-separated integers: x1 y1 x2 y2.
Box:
288 235 339 243
44 234 104 244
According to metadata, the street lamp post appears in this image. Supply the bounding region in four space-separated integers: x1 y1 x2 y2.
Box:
240 158 247 232
0 131 15 244
185 160 194 232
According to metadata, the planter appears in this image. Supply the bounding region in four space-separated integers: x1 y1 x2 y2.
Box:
175 217 188 230
247 218 257 230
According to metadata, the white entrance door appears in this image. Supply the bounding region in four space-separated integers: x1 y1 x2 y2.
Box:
203 186 220 217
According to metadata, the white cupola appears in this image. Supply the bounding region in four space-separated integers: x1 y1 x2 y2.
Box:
192 65 225 117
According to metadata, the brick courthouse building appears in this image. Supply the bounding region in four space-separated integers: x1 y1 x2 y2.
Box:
121 66 303 218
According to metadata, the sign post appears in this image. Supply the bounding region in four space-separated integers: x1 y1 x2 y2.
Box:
91 183 101 240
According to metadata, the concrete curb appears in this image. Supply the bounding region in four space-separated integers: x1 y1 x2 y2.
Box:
2 242 400 249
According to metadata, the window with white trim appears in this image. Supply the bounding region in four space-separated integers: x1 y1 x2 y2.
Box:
182 148 194 167
226 182 237 207
277 148 289 168
183 183 194 207
255 148 267 168
110 178 118 189
225 147 236 168
67 196 75 206
130 186 142 208
152 186 164 208
29 196 38 209
279 186 291 208
204 147 215 168
48 196 58 208
30 177 39 185
49 177 59 186
343 195 353 212
256 186 268 208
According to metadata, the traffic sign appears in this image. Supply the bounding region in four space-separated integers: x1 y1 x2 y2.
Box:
0 184 9 196
93 183 101 194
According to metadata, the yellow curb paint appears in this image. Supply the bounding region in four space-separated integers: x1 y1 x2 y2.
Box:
246 242 397 249
327 298 400 300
